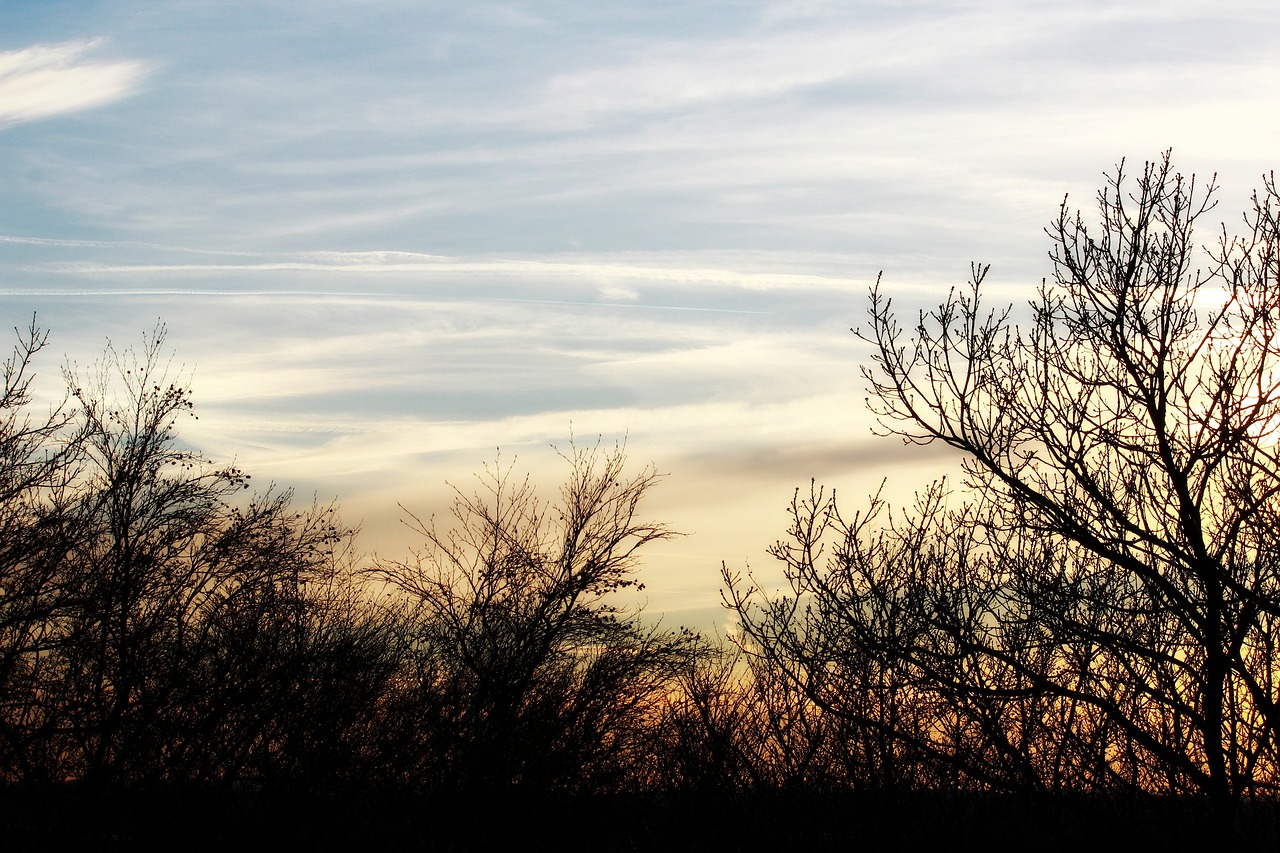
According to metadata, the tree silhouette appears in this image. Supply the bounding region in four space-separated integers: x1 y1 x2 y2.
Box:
373 441 696 799
726 152 1280 833
0 318 81 783
0 324 398 805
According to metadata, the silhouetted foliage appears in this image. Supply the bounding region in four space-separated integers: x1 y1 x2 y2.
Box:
725 152 1280 840
372 442 697 798
7 153 1280 847
0 318 81 783
0 325 396 800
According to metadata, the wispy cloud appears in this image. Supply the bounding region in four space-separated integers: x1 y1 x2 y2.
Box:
0 39 147 127
0 238 865 292
2 1 1277 626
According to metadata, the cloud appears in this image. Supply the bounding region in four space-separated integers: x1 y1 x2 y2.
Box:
1 238 866 293
0 39 146 127
3 1 1277 630
535 26 930 125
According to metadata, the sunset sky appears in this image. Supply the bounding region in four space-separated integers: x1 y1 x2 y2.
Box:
3 0 1278 628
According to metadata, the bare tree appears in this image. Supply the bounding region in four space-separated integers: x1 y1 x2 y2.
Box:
374 440 696 797
0 318 81 782
727 152 1280 829
0 324 399 795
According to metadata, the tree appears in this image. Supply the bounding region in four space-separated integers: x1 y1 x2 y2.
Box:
373 440 696 798
0 324 399 797
727 152 1280 827
0 318 81 782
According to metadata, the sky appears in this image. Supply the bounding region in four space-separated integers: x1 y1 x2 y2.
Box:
2 0 1278 629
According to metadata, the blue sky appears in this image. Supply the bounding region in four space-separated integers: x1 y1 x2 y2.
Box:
3 0 1278 627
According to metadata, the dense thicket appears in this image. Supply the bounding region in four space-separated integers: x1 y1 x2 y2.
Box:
0 325 396 792
0 326 709 844
3 153 1279 848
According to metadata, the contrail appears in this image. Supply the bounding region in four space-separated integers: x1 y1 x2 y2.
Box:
0 239 859 289
0 288 776 315
480 296 776 315
0 235 266 256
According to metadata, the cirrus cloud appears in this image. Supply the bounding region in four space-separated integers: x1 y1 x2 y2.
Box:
0 39 146 127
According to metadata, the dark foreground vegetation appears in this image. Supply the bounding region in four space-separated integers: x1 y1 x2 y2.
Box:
3 152 1280 848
